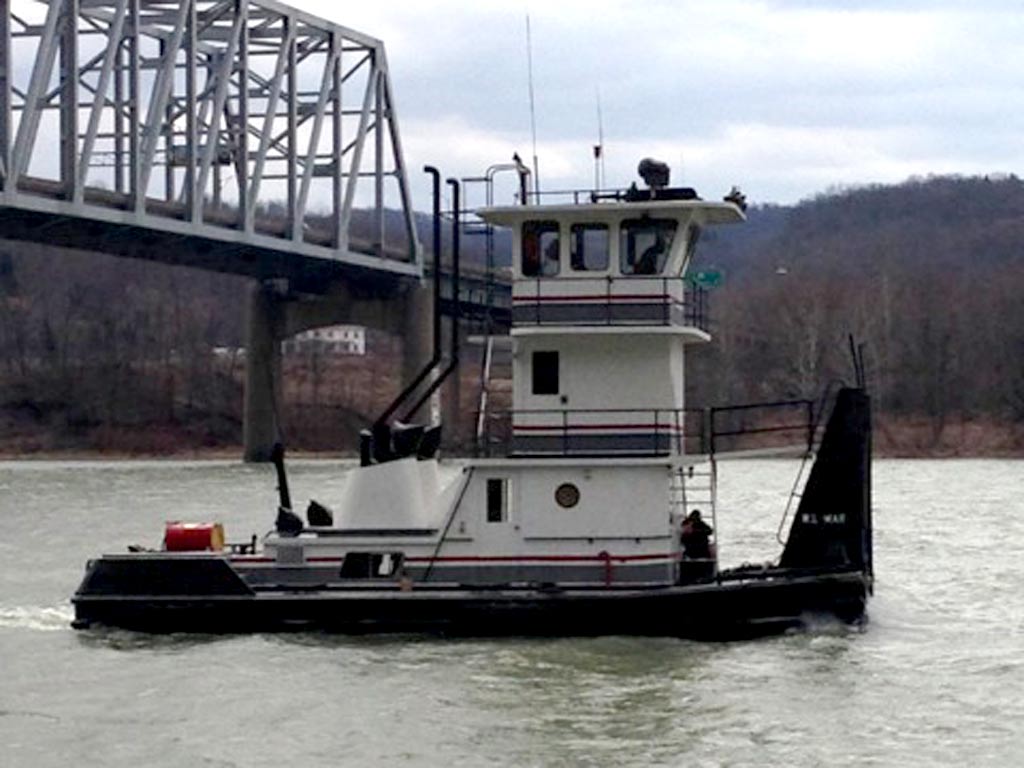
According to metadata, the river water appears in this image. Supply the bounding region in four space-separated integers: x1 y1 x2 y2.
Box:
1 458 1021 767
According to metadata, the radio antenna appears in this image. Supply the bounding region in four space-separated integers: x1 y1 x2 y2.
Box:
594 87 606 190
525 14 540 199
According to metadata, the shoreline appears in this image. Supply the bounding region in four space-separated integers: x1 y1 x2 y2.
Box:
2 446 1022 461
2 414 1022 462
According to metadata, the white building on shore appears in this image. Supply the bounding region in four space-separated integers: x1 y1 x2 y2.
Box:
283 325 366 356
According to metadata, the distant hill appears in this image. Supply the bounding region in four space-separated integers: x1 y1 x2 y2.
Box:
2 173 1023 455
698 174 1024 278
689 174 1024 453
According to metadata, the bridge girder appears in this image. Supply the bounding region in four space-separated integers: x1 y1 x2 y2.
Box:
0 0 421 284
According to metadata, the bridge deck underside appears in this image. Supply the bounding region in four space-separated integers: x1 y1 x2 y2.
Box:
0 202 394 292
0 180 418 293
0 191 512 326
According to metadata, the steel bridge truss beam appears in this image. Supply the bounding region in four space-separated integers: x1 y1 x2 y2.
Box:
0 0 420 278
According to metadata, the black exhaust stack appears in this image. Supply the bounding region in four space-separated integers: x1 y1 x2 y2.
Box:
401 177 461 422
271 442 303 535
360 169 461 466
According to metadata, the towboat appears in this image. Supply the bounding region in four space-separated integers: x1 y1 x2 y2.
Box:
72 161 873 639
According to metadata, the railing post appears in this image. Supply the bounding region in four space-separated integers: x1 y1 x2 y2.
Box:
606 275 612 325
662 277 668 325
535 277 541 325
704 407 714 456
562 409 569 455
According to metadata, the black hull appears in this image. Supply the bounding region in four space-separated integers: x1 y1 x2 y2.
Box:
72 570 869 640
70 388 873 641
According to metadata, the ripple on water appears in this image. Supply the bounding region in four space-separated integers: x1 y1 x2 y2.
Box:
1 459 1024 768
0 604 73 632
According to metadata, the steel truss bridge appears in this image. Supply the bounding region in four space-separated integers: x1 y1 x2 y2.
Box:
0 0 513 460
0 0 430 293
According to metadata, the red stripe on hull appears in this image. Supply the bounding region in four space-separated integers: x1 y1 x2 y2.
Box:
405 552 676 564
232 553 678 565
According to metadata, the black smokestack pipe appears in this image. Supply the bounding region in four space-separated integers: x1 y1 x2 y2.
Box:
431 168 443 358
373 166 445 430
448 176 460 364
272 440 303 534
403 177 461 420
271 441 291 510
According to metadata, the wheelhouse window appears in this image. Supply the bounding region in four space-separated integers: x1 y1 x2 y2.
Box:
532 350 559 395
570 223 609 271
522 221 560 277
486 478 510 523
620 218 677 275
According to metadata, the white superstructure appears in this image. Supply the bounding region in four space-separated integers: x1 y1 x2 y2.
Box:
260 183 746 587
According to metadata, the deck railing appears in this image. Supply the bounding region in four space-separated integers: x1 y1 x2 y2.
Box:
477 408 699 458
475 398 818 458
512 276 709 331
706 399 817 455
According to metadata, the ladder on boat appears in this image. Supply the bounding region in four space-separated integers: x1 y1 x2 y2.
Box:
672 459 720 565
460 163 524 338
475 335 514 452
774 382 842 543
673 462 718 523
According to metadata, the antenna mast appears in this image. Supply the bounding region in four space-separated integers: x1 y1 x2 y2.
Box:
594 87 606 190
526 15 540 199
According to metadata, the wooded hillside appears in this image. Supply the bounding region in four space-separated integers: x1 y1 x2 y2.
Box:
2 174 1023 455
691 174 1024 453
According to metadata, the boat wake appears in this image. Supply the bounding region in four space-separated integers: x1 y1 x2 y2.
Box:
0 604 74 632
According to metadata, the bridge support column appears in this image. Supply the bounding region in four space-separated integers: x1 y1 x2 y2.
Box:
242 280 435 462
243 283 283 463
400 282 437 423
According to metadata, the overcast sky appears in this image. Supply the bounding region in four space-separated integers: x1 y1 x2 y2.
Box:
291 0 1024 208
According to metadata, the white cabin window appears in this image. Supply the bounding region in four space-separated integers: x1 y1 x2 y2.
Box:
486 478 510 523
620 218 677 275
522 221 560 277
532 350 559 395
570 223 609 271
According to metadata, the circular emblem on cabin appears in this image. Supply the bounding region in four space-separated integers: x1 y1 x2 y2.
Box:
555 483 580 509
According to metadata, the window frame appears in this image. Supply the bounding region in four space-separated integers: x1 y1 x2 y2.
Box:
486 477 511 523
619 218 678 276
339 552 405 579
569 222 610 272
521 220 561 278
531 350 560 395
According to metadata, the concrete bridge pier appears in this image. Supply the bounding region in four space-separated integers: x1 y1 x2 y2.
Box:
400 282 437 422
242 283 285 463
242 279 436 462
